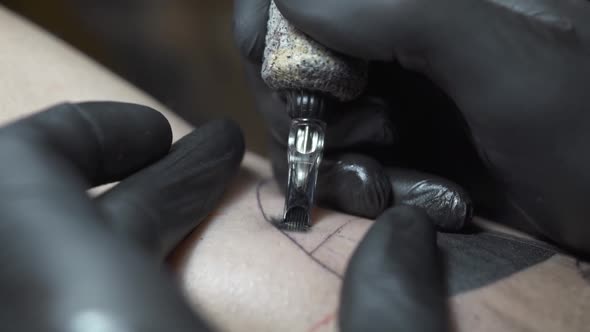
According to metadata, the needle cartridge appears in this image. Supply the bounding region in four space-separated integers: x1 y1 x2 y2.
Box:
261 1 368 231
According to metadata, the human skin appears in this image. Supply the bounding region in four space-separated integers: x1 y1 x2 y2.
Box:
2 5 590 332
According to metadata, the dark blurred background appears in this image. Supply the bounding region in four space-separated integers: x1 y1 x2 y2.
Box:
1 0 266 155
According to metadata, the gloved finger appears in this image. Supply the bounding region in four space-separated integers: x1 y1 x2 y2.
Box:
0 101 174 259
386 168 472 231
273 0 586 96
317 154 472 230
274 0 443 61
96 120 245 259
0 145 212 332
0 113 211 331
244 62 396 149
0 101 175 253
2 101 172 187
340 206 449 332
235 0 429 62
317 154 393 219
233 0 270 63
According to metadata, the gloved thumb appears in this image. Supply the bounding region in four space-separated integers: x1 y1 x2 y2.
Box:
273 0 458 62
273 0 585 75
340 205 449 332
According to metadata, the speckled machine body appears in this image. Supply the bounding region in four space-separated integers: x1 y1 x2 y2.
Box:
261 1 368 102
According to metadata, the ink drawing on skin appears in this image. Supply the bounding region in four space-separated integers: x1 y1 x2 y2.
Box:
170 155 564 332
257 178 371 278
171 154 365 332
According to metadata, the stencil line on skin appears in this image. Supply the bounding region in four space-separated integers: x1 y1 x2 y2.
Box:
256 178 344 279
309 222 351 255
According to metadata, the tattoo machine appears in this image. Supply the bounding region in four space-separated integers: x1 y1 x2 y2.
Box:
261 1 368 231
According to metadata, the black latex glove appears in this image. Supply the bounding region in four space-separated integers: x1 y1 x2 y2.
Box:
0 102 244 331
341 206 448 332
233 0 590 254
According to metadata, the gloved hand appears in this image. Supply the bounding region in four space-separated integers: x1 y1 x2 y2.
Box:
0 102 244 331
233 0 590 254
340 206 448 332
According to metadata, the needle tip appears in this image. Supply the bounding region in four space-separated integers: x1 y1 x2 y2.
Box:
278 206 311 232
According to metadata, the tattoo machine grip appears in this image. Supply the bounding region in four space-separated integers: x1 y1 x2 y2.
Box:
261 1 368 102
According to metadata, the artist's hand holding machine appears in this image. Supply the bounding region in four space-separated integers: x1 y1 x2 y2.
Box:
235 0 590 330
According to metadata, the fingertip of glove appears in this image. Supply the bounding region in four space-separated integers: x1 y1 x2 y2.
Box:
340 205 445 332
233 24 266 63
74 101 173 149
274 0 318 29
70 101 173 183
201 118 245 144
318 155 392 218
399 179 472 232
185 119 246 165
232 0 269 62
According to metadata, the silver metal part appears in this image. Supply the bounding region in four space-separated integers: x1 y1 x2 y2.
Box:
280 118 326 231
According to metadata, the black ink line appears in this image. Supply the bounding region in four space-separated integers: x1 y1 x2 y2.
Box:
281 231 342 278
256 178 343 279
256 178 273 223
310 220 352 255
